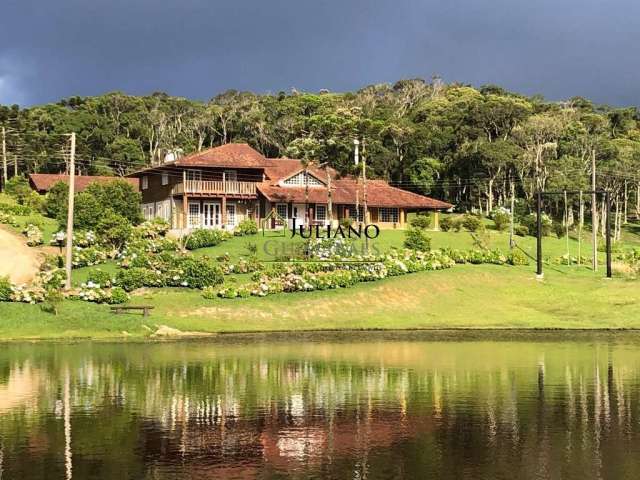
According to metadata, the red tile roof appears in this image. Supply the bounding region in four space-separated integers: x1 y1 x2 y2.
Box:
172 143 267 168
29 174 139 193
258 158 453 210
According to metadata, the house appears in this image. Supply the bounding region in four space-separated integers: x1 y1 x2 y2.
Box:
127 143 452 231
29 173 139 194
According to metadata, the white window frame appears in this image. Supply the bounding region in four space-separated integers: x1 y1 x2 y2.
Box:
276 203 288 220
188 201 201 229
141 176 149 190
226 203 236 227
161 173 169 186
283 171 323 187
380 207 399 223
315 204 327 222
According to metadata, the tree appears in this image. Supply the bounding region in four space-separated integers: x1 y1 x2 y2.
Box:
45 181 69 218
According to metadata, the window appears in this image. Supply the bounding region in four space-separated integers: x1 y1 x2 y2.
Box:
155 200 170 221
161 173 169 186
224 170 237 181
226 204 236 227
380 207 399 223
315 204 327 222
346 206 364 222
142 203 154 220
188 202 201 228
141 176 148 190
283 171 323 186
186 170 202 181
276 203 288 220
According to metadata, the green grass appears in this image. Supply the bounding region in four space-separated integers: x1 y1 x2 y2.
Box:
2 264 640 340
2 212 640 340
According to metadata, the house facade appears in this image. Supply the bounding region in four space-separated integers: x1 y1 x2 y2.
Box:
128 143 452 231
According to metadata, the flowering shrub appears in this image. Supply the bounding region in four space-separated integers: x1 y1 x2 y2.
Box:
22 224 43 246
87 269 115 287
306 238 354 259
221 257 262 274
133 219 170 239
0 212 19 227
491 207 511 232
75 283 129 304
185 229 230 250
234 218 258 236
116 254 223 291
213 250 454 299
72 246 109 268
10 284 47 304
507 250 530 266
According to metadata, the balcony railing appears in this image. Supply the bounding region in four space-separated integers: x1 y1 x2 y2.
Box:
172 180 257 196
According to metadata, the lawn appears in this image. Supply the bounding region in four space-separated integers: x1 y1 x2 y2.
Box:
2 211 640 341
1 263 639 340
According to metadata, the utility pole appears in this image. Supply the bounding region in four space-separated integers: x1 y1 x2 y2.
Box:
591 148 597 271
509 180 515 249
64 132 76 290
362 137 369 253
354 139 360 226
1 126 6 191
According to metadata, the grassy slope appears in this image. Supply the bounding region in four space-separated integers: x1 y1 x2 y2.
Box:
2 212 640 340
1 265 640 340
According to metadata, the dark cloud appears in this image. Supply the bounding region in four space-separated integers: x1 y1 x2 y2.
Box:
1 0 639 106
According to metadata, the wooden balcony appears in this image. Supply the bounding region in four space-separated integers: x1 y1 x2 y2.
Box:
172 180 257 197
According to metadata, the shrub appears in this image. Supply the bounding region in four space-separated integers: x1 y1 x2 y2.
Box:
116 267 156 292
521 213 552 237
306 238 354 259
403 227 432 252
0 276 12 301
439 216 453 232
22 224 43 246
58 191 102 230
507 250 529 266
108 287 129 304
339 217 353 229
185 229 228 250
515 225 529 237
553 222 566 239
87 269 114 287
5 176 32 204
40 289 64 315
409 214 430 230
176 256 224 289
0 202 32 215
96 211 132 250
85 180 143 225
235 218 258 236
45 181 69 219
462 214 484 232
492 208 511 231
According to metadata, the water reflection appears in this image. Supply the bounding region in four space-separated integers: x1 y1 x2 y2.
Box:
0 334 639 479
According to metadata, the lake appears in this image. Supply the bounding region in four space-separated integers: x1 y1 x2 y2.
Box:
1 332 639 479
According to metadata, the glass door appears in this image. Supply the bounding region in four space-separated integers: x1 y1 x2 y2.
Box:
203 202 221 228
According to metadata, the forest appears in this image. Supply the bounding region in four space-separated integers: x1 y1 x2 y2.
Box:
1 78 639 231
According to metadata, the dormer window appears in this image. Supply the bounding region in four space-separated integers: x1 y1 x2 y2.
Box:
283 171 323 186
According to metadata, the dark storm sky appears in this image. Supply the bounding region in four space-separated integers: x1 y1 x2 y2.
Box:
1 0 638 106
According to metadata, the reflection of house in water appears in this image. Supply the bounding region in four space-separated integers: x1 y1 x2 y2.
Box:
137 396 432 478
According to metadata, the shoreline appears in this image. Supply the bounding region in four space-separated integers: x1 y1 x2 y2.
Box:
3 326 640 344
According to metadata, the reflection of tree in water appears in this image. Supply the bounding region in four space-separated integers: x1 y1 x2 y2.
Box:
0 341 639 479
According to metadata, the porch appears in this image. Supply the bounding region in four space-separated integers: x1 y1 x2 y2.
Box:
171 180 257 197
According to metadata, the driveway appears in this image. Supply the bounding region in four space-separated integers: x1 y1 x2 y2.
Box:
0 226 42 284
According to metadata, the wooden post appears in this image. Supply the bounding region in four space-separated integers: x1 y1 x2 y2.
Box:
536 191 543 278
64 133 76 290
221 196 227 228
182 170 188 229
591 149 598 271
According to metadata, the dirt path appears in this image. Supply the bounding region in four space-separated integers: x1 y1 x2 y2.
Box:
0 226 42 284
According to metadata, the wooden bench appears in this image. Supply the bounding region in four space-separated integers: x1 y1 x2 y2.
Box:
110 305 154 317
